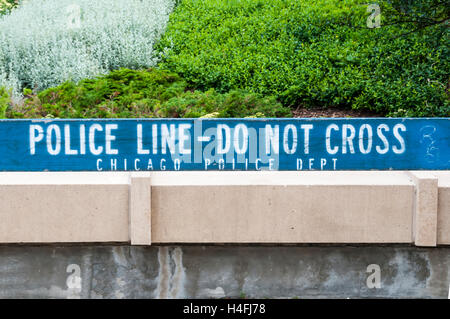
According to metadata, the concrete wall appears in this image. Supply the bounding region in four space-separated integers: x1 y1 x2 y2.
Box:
0 245 448 299
1 172 449 298
0 171 449 246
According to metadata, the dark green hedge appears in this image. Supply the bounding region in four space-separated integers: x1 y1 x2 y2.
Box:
157 0 449 117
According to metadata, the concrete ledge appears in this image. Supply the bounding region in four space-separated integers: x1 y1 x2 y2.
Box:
0 171 448 245
434 172 450 245
0 175 130 243
151 172 414 243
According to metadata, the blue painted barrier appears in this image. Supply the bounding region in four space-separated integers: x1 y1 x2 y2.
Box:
0 118 448 171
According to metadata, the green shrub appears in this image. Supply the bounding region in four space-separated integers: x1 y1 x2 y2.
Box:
0 86 11 118
157 0 449 117
0 0 176 97
0 0 18 15
7 68 291 118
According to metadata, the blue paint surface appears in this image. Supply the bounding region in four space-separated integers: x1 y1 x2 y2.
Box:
0 118 448 171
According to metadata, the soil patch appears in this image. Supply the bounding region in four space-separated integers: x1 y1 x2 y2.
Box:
292 107 383 118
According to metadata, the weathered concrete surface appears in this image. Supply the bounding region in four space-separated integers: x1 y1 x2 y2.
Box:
0 245 448 299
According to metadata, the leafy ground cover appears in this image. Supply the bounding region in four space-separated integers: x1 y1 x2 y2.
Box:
5 68 290 118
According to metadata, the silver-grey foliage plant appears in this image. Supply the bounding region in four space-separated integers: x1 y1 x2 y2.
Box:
0 0 176 98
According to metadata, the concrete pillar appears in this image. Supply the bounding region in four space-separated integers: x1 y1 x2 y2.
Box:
129 176 152 245
407 172 438 247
